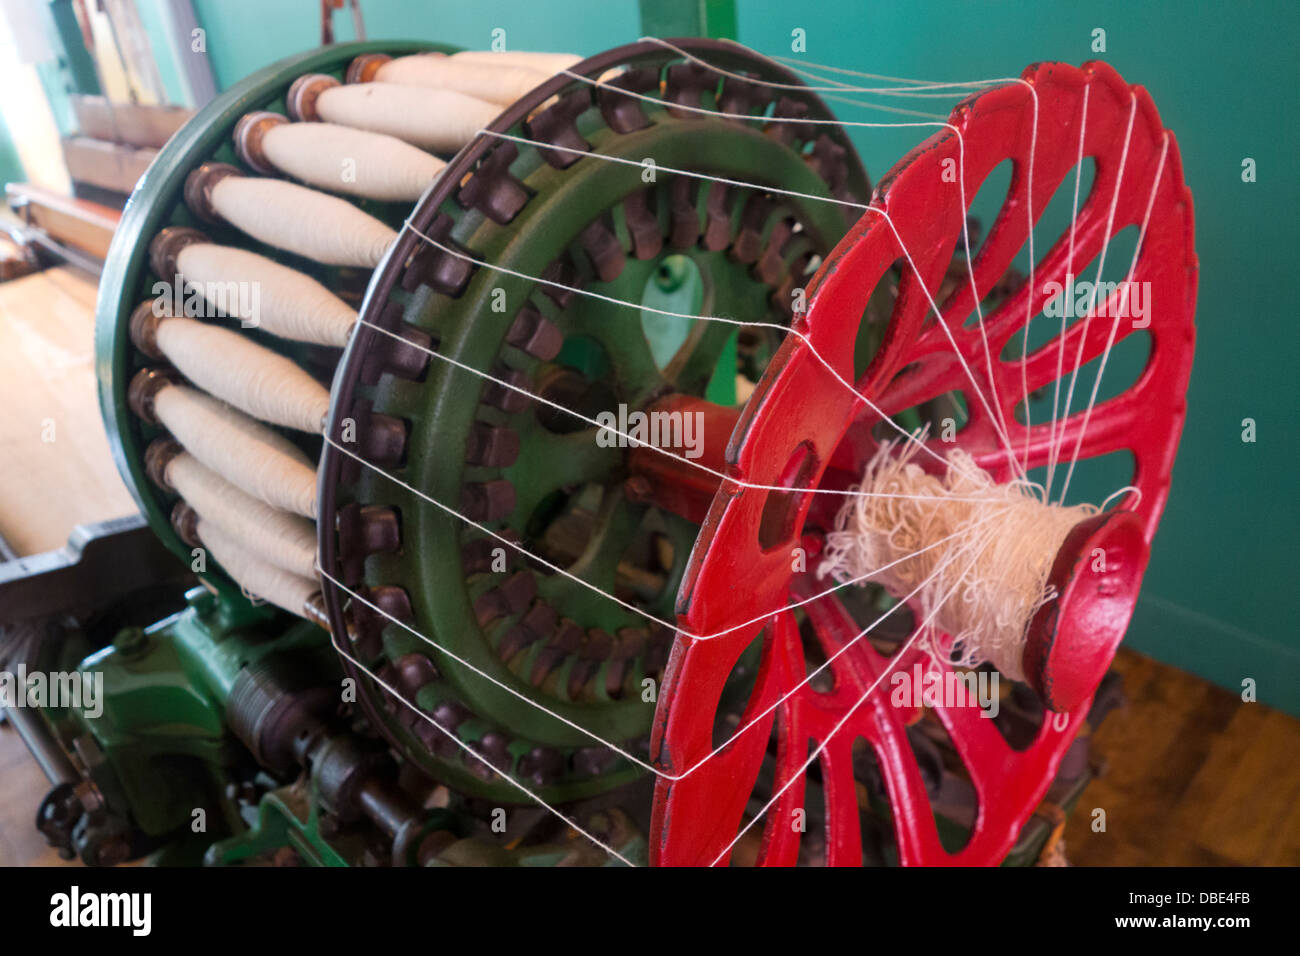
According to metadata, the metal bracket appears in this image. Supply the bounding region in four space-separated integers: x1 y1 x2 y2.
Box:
0 514 193 624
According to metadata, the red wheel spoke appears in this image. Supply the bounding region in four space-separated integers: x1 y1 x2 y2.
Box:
820 734 866 866
755 699 810 867
653 60 1195 867
652 613 806 866
1015 395 1139 472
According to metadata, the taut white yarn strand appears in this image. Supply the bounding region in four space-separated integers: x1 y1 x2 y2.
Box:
259 121 445 201
175 243 357 347
315 83 500 153
209 175 397 267
168 452 317 579
153 384 318 518
154 316 330 432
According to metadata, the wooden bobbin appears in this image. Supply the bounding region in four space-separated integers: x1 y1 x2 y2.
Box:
233 110 289 175
145 436 184 491
345 52 398 85
128 367 183 424
182 502 321 618
286 73 341 122
129 300 166 359
149 225 209 279
170 500 201 548
130 370 319 517
184 161 243 224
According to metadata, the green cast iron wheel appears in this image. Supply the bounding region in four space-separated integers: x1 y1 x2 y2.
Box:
320 39 871 804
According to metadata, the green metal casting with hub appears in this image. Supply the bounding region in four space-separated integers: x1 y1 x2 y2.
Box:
326 40 870 805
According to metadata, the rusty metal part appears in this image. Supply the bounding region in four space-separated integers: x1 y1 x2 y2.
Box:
286 72 341 122
233 110 289 175
183 161 243 225
143 436 183 490
169 500 200 548
345 52 393 85
127 367 182 424
148 225 208 279
128 300 166 358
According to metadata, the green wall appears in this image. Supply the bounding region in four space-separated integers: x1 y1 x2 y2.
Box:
191 0 639 89
184 0 1298 713
0 112 23 188
736 0 1300 714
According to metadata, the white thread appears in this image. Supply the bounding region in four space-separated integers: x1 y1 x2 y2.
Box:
559 68 947 134
766 51 982 88
155 384 318 517
260 121 445 201
374 54 550 106
316 82 501 153
1018 80 1040 473
327 507 994 866
570 50 1044 481
316 507 1003 784
450 50 582 74
198 518 317 617
155 316 330 432
1050 92 1138 504
209 175 396 267
359 309 998 504
641 38 1017 96
169 451 317 579
1058 133 1170 502
176 243 357 347
819 438 1099 680
509 84 1030 475
1043 83 1092 497
400 212 954 477
712 521 1002 866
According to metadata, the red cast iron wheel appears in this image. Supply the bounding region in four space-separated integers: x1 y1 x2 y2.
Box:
650 61 1197 866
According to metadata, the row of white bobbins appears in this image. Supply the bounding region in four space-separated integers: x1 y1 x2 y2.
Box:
130 49 582 616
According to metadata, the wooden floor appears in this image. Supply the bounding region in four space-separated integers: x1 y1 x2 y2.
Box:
1 265 1297 867
1063 649 1300 866
0 722 80 866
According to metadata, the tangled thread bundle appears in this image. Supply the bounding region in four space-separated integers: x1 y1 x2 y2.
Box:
818 440 1098 680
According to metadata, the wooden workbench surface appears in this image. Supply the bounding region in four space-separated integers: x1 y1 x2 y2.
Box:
0 265 135 557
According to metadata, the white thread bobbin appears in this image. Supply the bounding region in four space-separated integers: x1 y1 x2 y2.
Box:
186 163 396 267
195 516 319 619
161 448 317 580
449 50 582 74
131 306 330 433
305 81 502 152
818 441 1099 682
371 53 549 105
162 238 357 347
235 113 445 202
133 374 318 518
